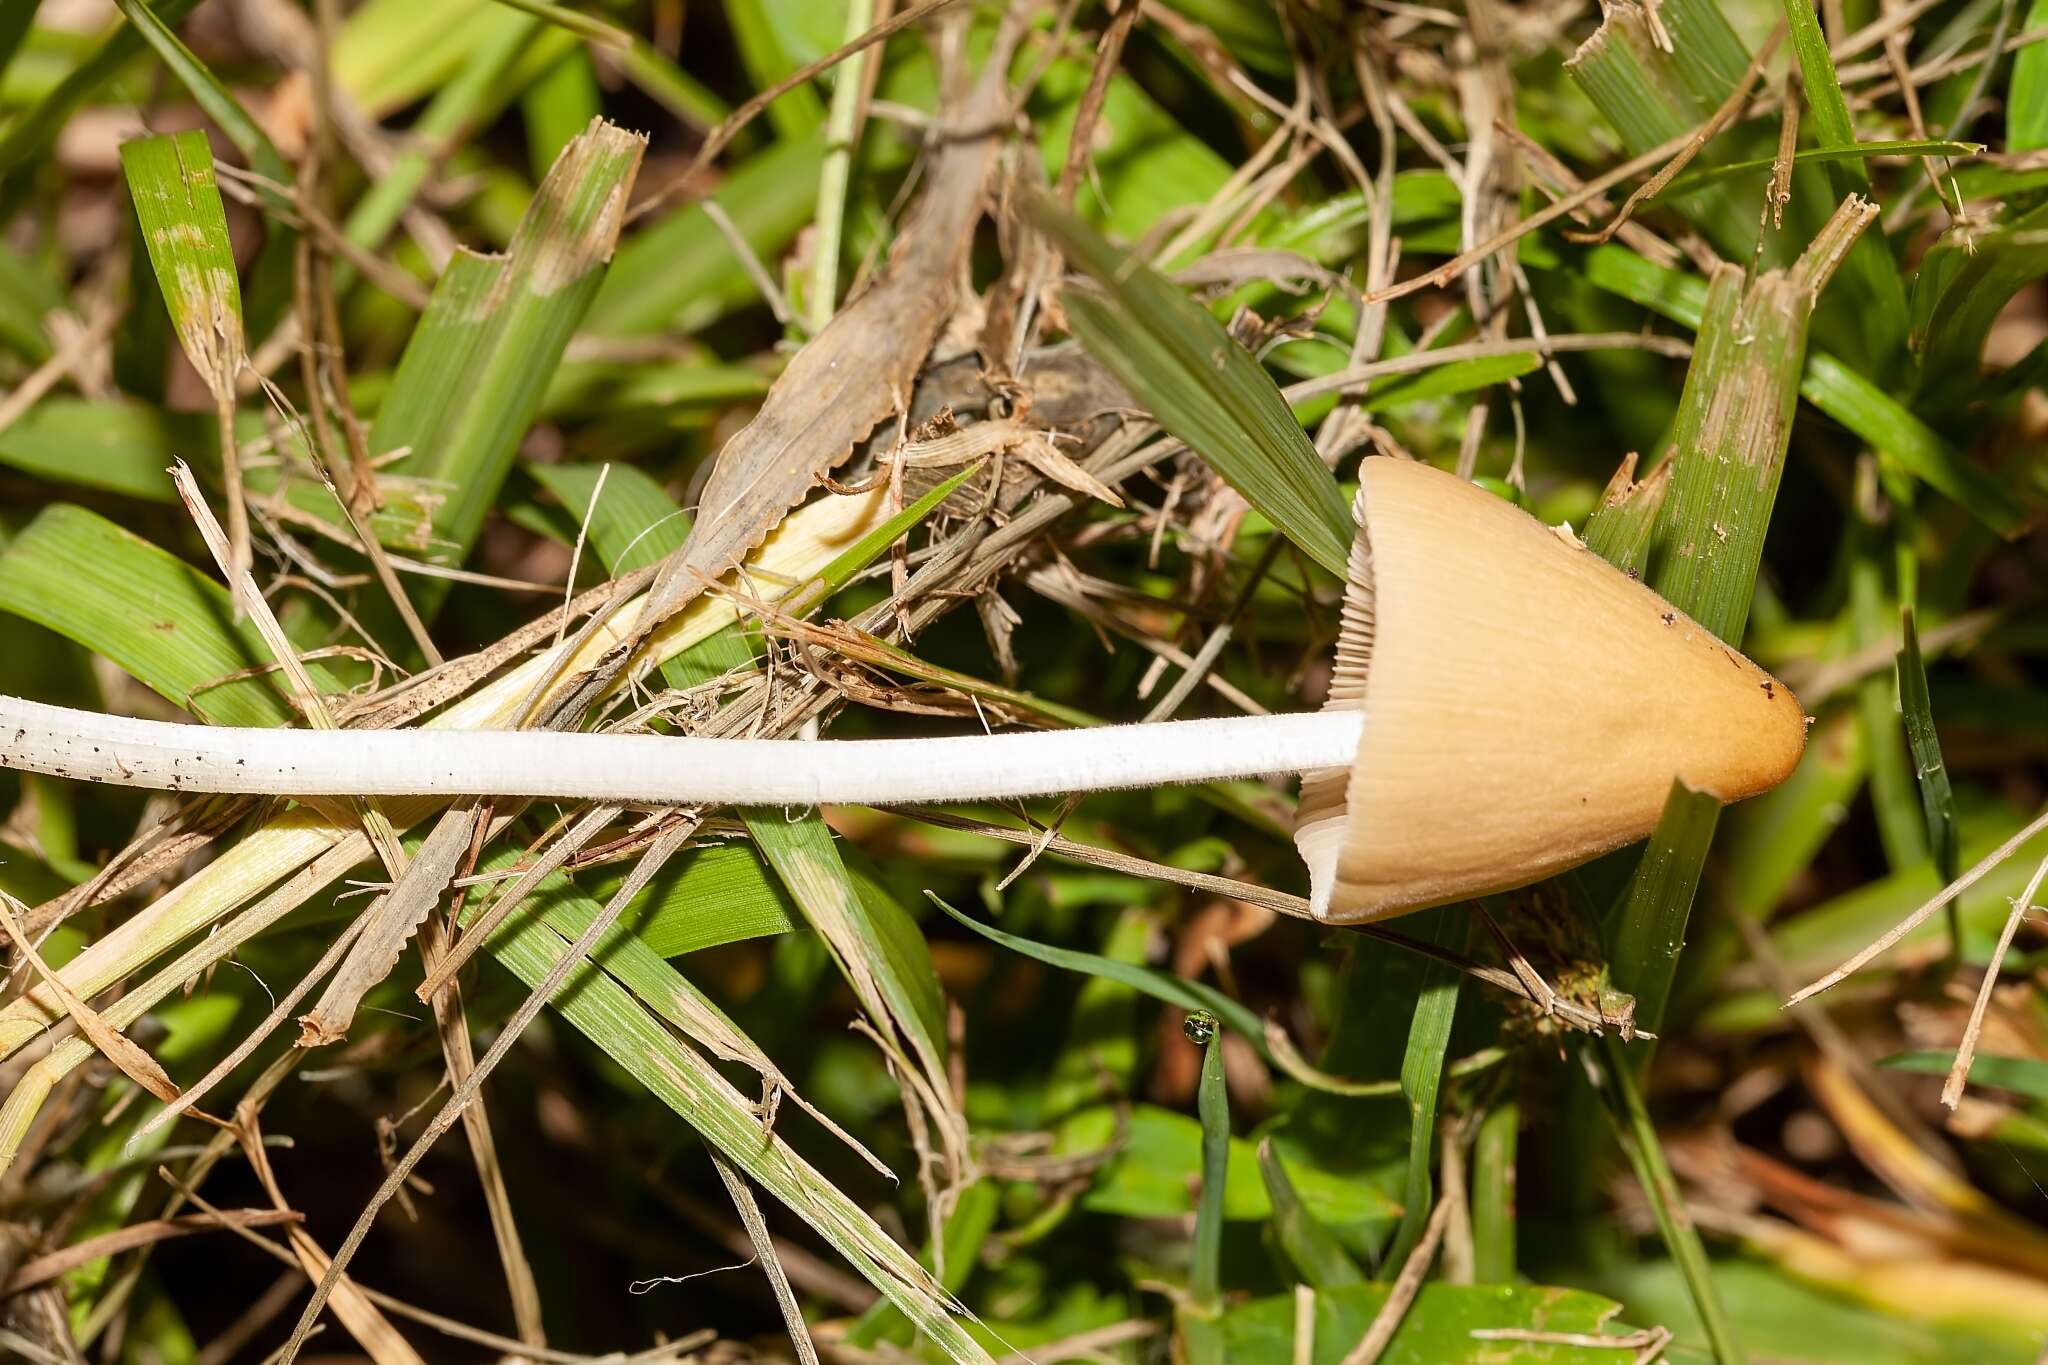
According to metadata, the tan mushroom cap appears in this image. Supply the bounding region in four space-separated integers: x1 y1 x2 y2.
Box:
1295 457 1807 923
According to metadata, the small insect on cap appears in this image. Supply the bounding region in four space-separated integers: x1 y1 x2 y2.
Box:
1295 458 1807 923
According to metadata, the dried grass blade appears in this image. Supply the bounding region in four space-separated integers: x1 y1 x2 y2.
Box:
415 905 547 1349
0 895 178 1104
1789 804 2048 1005
417 802 612 999
6 1210 301 1292
169 459 407 876
299 801 481 1045
286 1227 429 1365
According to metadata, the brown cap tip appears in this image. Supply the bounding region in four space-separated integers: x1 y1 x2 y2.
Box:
1295 458 1806 923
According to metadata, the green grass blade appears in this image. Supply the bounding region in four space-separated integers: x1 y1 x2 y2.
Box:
1898 607 1961 885
1566 0 1772 258
927 895 1266 1053
0 398 444 554
1258 1136 1365 1290
0 0 202 178
477 870 990 1359
521 49 602 180
586 844 797 957
337 14 547 287
1597 1032 1746 1363
1033 199 1352 578
1471 1097 1518 1284
334 0 528 114
613 38 730 131
1658 139 1984 198
1801 356 2026 535
1879 1050 2048 1095
0 399 187 502
480 0 631 47
474 840 769 1061
1913 209 2048 415
2013 0 2048 149
1582 456 1670 575
1218 1281 1637 1359
1191 1022 1229 1312
371 119 643 567
1604 781 1720 1042
844 1179 1000 1349
1382 907 1465 1274
526 461 687 575
115 204 174 399
0 240 63 364
724 0 825 138
0 2 34 88
1036 61 1239 246
1647 260 1812 636
119 132 245 391
1782 0 1865 182
1779 0 1910 367
109 0 290 197
576 130 824 352
1580 246 2020 535
1853 515 1928 873
0 505 338 726
1045 909 1150 1118
751 812 954 1128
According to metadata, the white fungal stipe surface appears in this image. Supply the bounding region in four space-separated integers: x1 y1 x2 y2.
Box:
0 696 1365 807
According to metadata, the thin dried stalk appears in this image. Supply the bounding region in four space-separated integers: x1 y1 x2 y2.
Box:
1788 804 2048 1005
1364 130 1710 304
627 0 970 224
1942 853 2048 1108
710 1153 820 1365
1055 0 1142 206
8 1210 302 1292
1565 24 1784 246
274 826 695 1365
1340 1198 1454 1365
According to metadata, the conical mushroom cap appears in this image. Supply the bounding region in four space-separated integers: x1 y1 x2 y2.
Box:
1295 458 1806 923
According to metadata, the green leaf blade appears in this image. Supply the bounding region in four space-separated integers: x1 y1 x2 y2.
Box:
1033 199 1353 578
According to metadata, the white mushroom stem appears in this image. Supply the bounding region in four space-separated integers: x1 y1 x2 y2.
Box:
0 696 1364 807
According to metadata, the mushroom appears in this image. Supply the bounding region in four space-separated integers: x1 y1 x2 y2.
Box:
0 459 1805 922
1294 457 1805 921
